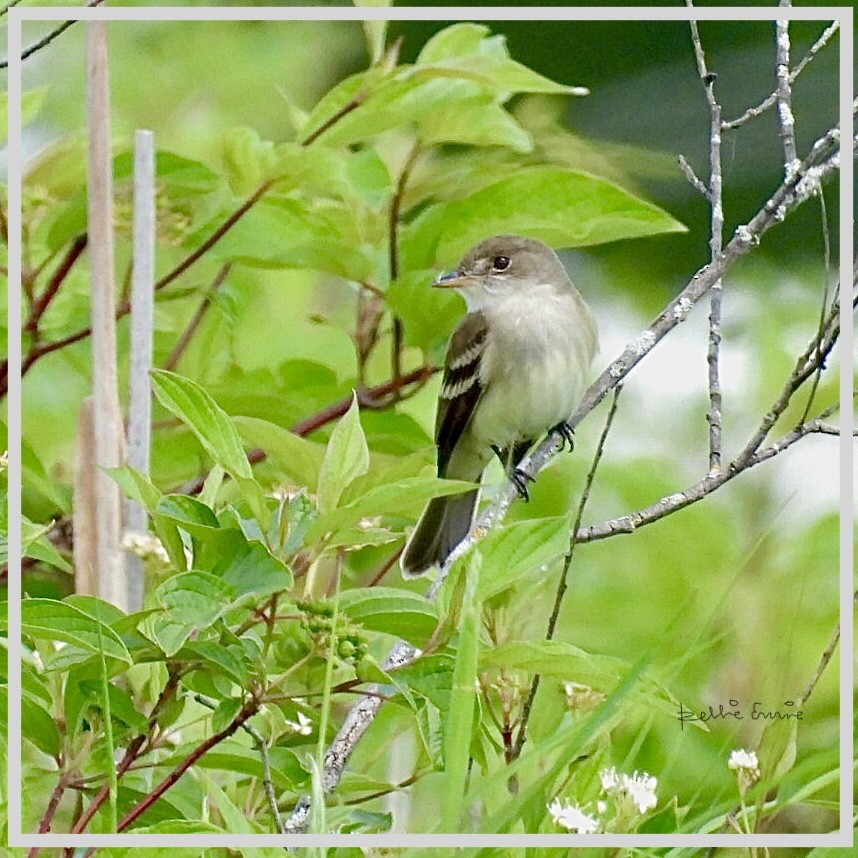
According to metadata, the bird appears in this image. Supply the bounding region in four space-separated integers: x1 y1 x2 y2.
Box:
400 234 598 577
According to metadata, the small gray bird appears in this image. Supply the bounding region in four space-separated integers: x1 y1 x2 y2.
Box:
401 235 598 577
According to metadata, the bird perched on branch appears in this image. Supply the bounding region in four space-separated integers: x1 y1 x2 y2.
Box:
401 234 598 577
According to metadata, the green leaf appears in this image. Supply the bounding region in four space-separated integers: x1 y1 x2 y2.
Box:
1 688 61 757
212 532 293 598
222 126 277 195
0 88 47 146
401 167 687 270
419 94 532 153
480 639 695 726
77 680 148 732
22 599 131 665
442 551 481 831
186 197 372 280
316 393 370 514
234 415 325 491
415 23 584 96
476 516 571 601
345 148 392 208
106 467 187 569
354 0 391 66
211 697 242 733
156 571 237 625
306 475 474 544
386 270 464 356
339 588 439 648
179 640 249 685
151 370 252 480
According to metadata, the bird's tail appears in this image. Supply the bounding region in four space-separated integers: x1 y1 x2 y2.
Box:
400 488 480 578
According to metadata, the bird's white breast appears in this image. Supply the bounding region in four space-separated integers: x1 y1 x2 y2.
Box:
470 289 596 449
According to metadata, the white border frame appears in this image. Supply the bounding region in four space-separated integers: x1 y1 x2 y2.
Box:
6 5 853 849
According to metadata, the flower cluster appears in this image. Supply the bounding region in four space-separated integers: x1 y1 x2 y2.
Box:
547 765 658 833
122 530 171 565
728 748 761 795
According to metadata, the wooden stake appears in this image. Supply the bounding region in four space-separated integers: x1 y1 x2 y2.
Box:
85 21 125 609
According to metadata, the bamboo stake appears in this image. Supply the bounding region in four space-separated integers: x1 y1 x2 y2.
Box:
123 130 156 611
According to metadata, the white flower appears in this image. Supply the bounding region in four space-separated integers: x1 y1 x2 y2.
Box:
122 530 170 564
596 800 607 814
0 450 7 472
728 748 760 793
621 771 658 813
286 710 313 736
547 798 599 833
728 748 759 775
599 766 619 792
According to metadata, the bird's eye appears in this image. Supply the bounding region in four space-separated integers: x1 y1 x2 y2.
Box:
492 255 510 271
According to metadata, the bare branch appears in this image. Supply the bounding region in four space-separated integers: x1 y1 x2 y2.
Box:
0 0 106 70
688 14 725 473
677 154 710 200
723 21 839 130
775 2 800 176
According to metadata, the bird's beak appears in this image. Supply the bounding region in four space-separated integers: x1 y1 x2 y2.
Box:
432 271 478 289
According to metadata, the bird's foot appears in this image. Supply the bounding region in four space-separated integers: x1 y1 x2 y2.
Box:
553 421 575 452
511 468 535 501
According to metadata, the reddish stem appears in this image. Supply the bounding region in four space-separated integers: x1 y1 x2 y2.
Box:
114 699 257 834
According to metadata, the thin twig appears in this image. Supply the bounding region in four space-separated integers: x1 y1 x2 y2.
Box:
22 235 88 341
0 0 106 69
678 154 710 200
511 385 622 761
722 21 840 130
388 142 421 398
775 1 800 176
162 263 232 372
0 0 24 19
67 669 180 838
798 616 841 706
193 693 286 834
688 12 725 474
110 698 258 836
28 770 71 848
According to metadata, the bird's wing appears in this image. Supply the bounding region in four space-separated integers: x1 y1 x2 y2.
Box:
435 311 489 477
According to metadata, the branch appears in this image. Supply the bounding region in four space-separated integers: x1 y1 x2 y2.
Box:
775 2 800 176
688 12 725 474
388 142 421 397
11 182 274 395
0 0 106 69
162 263 232 372
722 20 839 130
23 234 88 340
110 697 258 836
193 693 285 834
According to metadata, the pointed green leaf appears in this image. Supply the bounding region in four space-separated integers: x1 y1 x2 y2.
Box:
316 393 369 514
234 416 325 491
151 370 252 480
22 599 131 665
339 587 439 648
401 167 687 270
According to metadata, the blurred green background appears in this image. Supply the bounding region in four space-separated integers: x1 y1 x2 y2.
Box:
9 0 844 839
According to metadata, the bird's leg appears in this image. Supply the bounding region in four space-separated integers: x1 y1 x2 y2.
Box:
508 439 535 501
552 421 575 452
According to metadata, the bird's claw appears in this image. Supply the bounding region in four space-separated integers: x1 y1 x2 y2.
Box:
511 468 535 501
554 421 575 452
